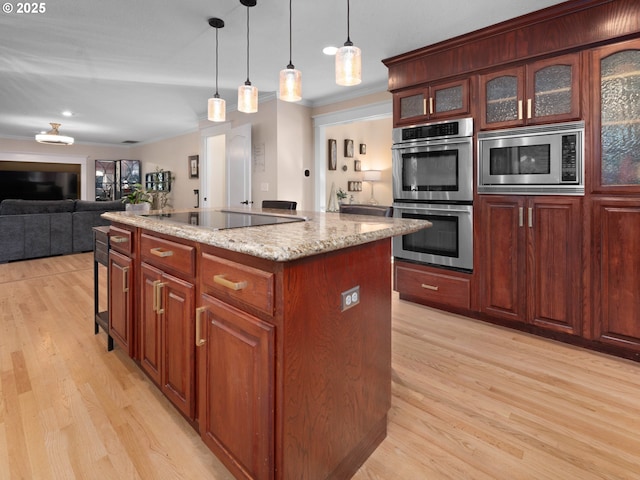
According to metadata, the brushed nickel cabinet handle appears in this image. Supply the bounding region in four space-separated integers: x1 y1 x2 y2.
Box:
528 207 533 228
152 280 160 312
519 207 524 228
122 267 129 293
527 98 532 119
518 100 523 120
111 236 128 244
214 274 248 291
150 247 173 257
429 97 434 115
156 282 165 314
421 284 439 291
195 307 207 347
423 98 427 115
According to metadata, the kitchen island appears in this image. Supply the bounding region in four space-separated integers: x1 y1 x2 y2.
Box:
101 207 428 480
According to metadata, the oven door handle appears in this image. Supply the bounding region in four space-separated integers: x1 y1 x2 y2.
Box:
395 206 472 214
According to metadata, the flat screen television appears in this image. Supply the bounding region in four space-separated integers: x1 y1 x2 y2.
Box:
0 161 80 201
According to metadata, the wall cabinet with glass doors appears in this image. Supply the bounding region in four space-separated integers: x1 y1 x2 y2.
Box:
393 78 470 126
478 53 581 130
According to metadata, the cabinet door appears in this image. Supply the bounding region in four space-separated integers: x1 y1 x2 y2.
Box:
431 78 469 119
592 198 640 350
527 197 582 334
140 263 163 385
592 39 640 192
479 196 526 322
527 53 580 124
161 274 195 420
393 87 427 126
108 250 133 355
198 293 274 480
479 67 525 129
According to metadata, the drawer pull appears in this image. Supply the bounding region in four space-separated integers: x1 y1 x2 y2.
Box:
214 274 248 291
421 283 439 291
195 307 207 347
111 236 128 244
150 247 174 258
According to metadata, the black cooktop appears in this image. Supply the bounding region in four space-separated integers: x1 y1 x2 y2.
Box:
141 210 304 230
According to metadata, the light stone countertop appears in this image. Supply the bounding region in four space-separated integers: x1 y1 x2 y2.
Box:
102 207 430 262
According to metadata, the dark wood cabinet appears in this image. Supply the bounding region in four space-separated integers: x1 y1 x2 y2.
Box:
592 198 640 351
198 293 274 480
139 233 197 420
479 195 582 334
394 78 469 126
479 54 581 130
108 250 133 355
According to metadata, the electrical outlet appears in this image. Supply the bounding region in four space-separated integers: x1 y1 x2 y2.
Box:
341 285 360 312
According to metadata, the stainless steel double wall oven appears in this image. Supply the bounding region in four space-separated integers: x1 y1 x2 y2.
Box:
392 118 474 271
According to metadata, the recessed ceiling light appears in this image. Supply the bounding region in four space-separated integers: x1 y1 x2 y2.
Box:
323 46 338 56
62 110 73 117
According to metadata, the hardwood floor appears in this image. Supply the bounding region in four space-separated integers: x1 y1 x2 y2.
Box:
1 253 639 479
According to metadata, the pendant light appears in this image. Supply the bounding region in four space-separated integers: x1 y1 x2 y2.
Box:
335 0 361 86
35 123 74 145
238 0 258 113
279 0 301 102
207 17 226 122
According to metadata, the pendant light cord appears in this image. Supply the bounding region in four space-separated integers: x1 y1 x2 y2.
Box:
287 0 294 68
345 0 352 46
245 6 251 84
215 27 219 96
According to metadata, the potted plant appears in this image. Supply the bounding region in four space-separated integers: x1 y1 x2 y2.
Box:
122 183 151 213
336 187 348 204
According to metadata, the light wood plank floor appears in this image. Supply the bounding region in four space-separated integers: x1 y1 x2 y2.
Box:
1 253 639 479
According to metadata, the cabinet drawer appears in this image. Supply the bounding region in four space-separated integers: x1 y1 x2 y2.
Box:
109 225 133 255
140 233 196 277
201 252 275 316
395 264 470 310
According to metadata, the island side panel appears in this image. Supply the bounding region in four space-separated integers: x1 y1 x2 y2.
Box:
279 239 392 480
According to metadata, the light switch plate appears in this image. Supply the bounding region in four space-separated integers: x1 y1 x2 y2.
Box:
341 285 360 312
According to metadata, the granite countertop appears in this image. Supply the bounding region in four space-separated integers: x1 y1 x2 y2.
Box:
102 207 430 262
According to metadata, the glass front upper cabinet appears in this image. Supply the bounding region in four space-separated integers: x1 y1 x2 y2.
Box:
394 79 469 126
479 53 580 130
594 40 640 190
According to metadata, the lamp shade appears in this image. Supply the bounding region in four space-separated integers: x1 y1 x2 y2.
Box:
208 96 226 122
363 170 381 182
335 44 362 86
238 83 258 113
279 67 302 102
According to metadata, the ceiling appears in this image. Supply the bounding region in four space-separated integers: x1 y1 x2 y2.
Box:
0 0 567 146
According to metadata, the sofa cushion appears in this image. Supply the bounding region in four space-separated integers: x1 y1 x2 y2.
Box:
0 199 75 215
74 199 125 212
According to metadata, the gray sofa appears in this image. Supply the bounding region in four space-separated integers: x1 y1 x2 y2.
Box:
0 199 125 262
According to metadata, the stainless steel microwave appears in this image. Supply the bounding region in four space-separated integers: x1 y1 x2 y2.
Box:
478 121 585 195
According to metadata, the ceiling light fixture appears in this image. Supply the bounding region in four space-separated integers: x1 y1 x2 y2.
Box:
35 123 74 145
335 0 361 86
207 17 226 122
238 0 258 113
279 0 301 102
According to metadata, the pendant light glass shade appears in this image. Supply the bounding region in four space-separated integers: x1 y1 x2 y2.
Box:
336 0 361 86
238 0 258 113
280 67 302 102
208 95 226 122
279 0 302 102
336 44 361 86
207 18 226 122
238 82 258 113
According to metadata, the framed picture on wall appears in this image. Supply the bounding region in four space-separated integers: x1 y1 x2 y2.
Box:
328 139 337 170
188 155 199 179
354 160 361 172
359 144 366 155
344 139 354 158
